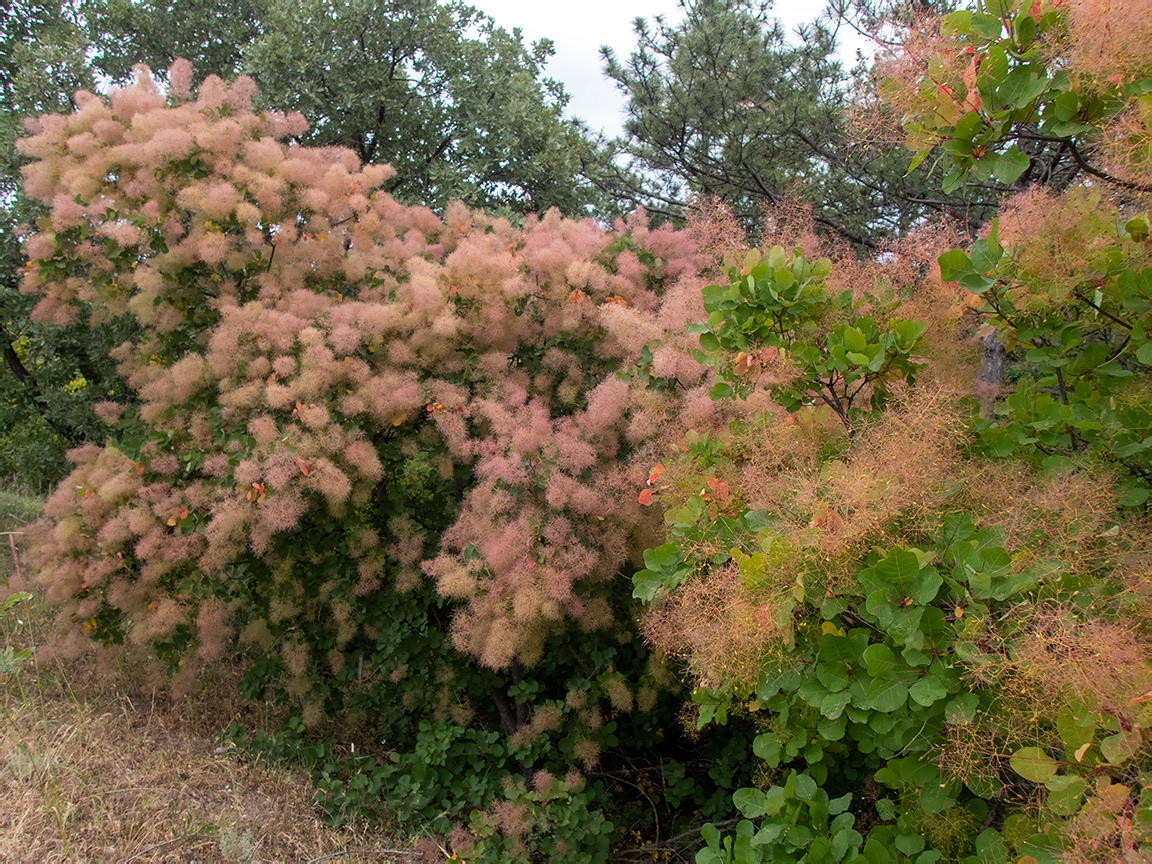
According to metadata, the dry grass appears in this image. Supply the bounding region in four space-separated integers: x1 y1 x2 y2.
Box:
1 496 427 864
0 670 420 862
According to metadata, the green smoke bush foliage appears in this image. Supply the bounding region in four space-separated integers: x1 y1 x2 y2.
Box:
642 250 1152 863
638 2 1152 861
13 64 781 859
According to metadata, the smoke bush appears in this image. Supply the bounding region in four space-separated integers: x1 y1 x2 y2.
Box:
16 66 723 765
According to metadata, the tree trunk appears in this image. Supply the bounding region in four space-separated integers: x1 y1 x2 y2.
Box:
977 330 1006 418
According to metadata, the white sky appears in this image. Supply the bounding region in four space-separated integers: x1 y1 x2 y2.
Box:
467 0 872 137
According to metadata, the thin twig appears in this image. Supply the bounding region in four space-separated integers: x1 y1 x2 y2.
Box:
593 769 660 845
304 850 413 863
1064 137 1152 193
122 832 213 861
613 818 741 862
1072 290 1133 330
7 533 21 582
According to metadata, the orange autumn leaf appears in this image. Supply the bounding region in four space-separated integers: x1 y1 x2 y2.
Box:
647 463 664 486
638 488 654 505
963 56 979 92
299 461 309 476
706 477 729 501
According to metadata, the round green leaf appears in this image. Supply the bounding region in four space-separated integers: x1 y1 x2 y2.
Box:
909 674 948 707
709 381 734 400
862 643 897 677
1044 774 1087 816
793 773 818 801
868 678 909 713
938 249 972 282
816 660 850 693
944 693 978 724
1009 747 1057 782
753 732 782 767
895 833 925 855
733 787 767 819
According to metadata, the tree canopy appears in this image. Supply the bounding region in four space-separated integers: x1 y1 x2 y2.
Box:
0 0 127 484
600 0 1000 248
86 0 610 215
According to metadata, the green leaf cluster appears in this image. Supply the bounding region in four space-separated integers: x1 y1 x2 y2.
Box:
697 245 926 433
940 209 1152 503
641 244 1152 862
894 0 1147 195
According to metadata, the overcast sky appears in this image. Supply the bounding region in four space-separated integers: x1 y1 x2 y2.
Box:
466 0 872 137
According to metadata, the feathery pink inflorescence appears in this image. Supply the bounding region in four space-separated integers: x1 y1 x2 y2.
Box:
19 61 724 690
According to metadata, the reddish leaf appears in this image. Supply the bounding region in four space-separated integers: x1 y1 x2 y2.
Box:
707 477 729 501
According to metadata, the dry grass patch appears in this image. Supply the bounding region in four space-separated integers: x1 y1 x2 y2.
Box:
1 492 427 863
0 648 424 863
